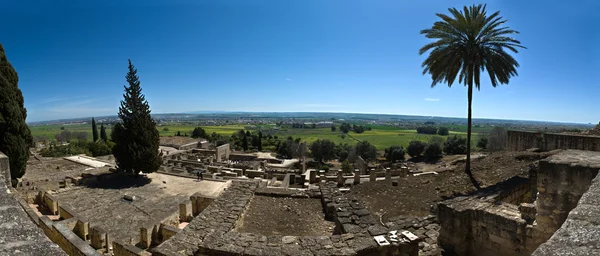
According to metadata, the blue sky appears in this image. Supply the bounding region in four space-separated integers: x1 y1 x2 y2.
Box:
2 0 599 123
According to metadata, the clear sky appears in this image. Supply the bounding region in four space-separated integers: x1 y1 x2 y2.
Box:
2 0 599 123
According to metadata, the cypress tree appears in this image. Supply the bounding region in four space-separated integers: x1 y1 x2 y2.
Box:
91 117 98 142
242 132 249 151
111 60 161 174
0 44 33 180
100 124 108 142
258 131 263 151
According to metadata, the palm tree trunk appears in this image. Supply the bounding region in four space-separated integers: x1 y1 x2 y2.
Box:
466 79 481 189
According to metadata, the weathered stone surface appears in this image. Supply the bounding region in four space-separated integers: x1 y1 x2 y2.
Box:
0 152 66 255
533 171 600 255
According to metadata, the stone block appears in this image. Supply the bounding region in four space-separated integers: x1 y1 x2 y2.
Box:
90 226 107 249
75 217 90 241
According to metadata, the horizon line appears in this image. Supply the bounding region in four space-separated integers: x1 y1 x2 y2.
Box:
27 110 595 126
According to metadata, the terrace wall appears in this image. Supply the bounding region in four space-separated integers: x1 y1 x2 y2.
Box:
506 130 600 152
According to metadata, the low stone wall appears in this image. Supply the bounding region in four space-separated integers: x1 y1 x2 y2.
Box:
532 173 600 255
534 150 600 243
39 215 100 256
0 152 67 255
152 181 257 255
438 194 535 256
506 130 542 151
113 240 152 256
543 132 600 151
437 175 541 256
506 130 600 152
154 181 419 256
254 186 321 198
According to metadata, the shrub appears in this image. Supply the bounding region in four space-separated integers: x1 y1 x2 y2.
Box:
321 165 330 171
355 141 377 162
477 136 488 149
341 160 352 173
437 127 449 136
384 145 405 162
428 136 445 146
424 143 443 160
417 126 438 134
407 140 426 158
443 135 467 154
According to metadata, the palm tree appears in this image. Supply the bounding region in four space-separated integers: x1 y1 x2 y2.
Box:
419 4 524 189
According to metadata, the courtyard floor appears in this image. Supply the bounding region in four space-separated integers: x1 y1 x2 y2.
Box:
52 173 229 244
235 195 335 236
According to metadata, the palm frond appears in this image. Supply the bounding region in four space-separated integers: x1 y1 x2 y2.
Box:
419 4 524 88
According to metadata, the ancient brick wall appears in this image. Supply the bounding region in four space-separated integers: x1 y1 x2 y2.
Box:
534 150 600 242
532 173 600 255
113 240 151 256
506 130 542 151
543 133 600 151
438 196 536 256
437 175 541 256
39 215 99 256
506 130 600 152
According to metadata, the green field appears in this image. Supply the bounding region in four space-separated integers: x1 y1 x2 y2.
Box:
32 123 481 150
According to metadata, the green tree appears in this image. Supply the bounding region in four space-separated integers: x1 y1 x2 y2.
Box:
341 160 352 173
191 127 207 139
100 124 108 142
420 4 524 188
437 127 449 136
477 136 488 149
428 136 445 146
111 60 161 175
331 125 336 132
310 139 336 163
355 141 377 162
407 140 426 158
258 131 263 151
92 117 98 142
0 44 32 180
242 131 248 151
424 143 443 161
443 135 467 155
384 145 405 163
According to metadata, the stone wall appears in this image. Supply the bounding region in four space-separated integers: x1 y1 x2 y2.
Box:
534 150 600 242
113 240 152 256
0 152 67 255
438 196 535 256
437 176 539 256
154 181 419 256
506 130 542 151
543 133 600 151
39 215 99 256
532 173 600 255
506 130 600 152
215 143 230 162
438 150 600 256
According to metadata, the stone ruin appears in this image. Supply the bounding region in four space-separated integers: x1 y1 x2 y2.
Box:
3 131 600 255
437 148 600 256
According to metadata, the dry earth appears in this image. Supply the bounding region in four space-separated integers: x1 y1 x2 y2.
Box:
236 196 335 236
348 150 559 221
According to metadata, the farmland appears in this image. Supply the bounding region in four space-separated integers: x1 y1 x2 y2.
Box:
31 123 482 150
